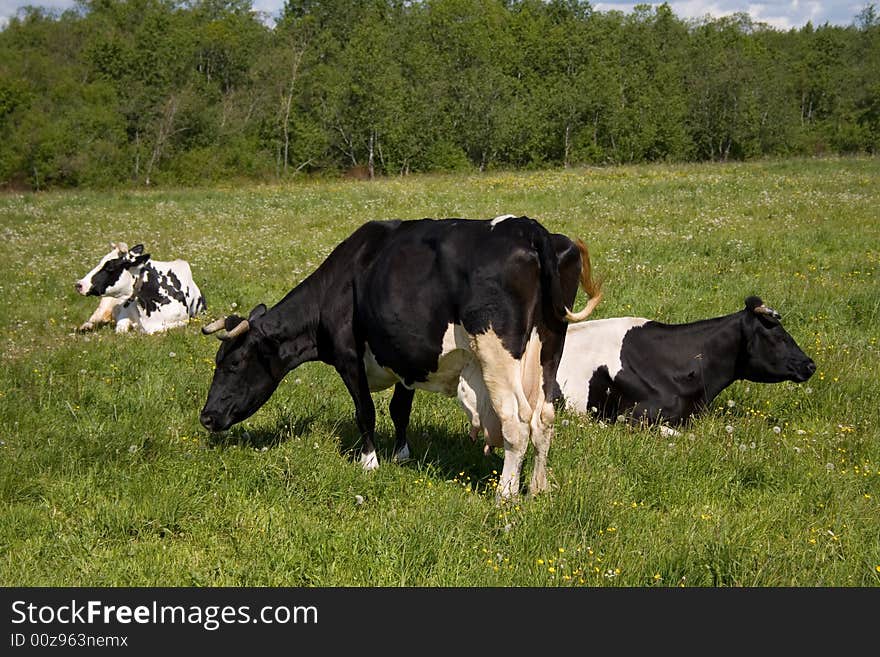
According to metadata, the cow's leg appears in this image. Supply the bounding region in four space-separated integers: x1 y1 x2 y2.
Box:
79 296 121 332
336 358 379 471
528 399 554 495
459 361 503 453
113 302 139 333
473 331 533 501
523 331 552 496
390 383 414 462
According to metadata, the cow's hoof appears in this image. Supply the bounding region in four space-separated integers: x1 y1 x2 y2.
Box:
392 444 411 463
659 425 681 438
78 323 93 333
360 450 379 471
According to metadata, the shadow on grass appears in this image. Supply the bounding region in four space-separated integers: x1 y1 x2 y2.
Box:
336 418 508 496
206 414 318 450
207 412 509 495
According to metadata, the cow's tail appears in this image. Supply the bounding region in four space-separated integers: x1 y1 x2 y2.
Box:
536 230 601 323
563 238 603 323
536 229 570 320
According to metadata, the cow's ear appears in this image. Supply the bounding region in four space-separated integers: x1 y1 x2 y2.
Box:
129 253 150 267
744 296 763 312
130 244 145 255
249 304 268 321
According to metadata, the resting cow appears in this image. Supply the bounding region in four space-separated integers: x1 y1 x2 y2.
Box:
199 216 601 500
74 242 206 334
460 296 815 440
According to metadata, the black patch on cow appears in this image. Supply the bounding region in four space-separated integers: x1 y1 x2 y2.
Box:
585 365 620 420
135 264 173 316
86 255 127 295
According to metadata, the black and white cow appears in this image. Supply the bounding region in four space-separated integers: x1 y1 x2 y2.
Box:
75 242 206 334
460 296 815 439
199 216 601 500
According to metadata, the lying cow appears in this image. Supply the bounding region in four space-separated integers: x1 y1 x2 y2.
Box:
199 216 600 500
460 296 815 441
74 242 206 334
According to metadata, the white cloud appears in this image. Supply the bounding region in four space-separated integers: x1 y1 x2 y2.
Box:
593 2 861 28
0 0 862 32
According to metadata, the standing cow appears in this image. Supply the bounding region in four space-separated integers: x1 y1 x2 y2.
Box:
75 242 206 334
460 296 816 439
199 216 601 500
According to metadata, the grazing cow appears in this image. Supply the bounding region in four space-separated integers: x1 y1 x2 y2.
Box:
74 242 206 334
199 216 601 500
460 296 815 440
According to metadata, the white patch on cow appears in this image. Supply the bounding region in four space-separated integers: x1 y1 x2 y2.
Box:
360 449 379 471
458 361 503 448
364 323 475 396
418 323 474 395
472 327 550 500
459 328 551 496
363 344 400 392
555 317 649 414
113 302 139 333
490 214 516 228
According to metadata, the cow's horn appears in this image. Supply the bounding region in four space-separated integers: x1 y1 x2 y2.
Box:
755 304 781 319
116 242 129 254
201 318 227 335
221 320 250 340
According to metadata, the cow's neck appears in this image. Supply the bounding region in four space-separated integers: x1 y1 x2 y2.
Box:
257 277 323 374
678 315 742 405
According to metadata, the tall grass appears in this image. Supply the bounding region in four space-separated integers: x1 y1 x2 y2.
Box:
1 157 878 586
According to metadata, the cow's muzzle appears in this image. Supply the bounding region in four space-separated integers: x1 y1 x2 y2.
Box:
794 359 816 382
199 410 229 433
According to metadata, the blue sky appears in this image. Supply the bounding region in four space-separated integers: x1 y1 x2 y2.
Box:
0 0 870 30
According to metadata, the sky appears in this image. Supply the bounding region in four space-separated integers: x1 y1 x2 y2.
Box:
0 0 871 31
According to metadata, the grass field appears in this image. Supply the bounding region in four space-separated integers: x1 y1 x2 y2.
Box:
1 157 878 586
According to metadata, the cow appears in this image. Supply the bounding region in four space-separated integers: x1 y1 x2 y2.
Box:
74 242 207 335
199 216 602 500
459 296 815 441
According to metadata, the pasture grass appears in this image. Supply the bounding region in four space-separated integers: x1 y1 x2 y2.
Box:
1 157 878 586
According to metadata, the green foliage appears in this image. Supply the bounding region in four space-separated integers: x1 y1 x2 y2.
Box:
0 158 878 586
0 1 879 188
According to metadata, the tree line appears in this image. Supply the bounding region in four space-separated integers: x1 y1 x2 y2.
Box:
1 0 878 190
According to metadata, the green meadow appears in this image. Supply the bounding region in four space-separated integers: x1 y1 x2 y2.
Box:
1 157 878 586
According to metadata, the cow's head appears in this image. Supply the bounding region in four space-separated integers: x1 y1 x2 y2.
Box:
738 296 816 383
199 304 283 433
74 242 150 298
